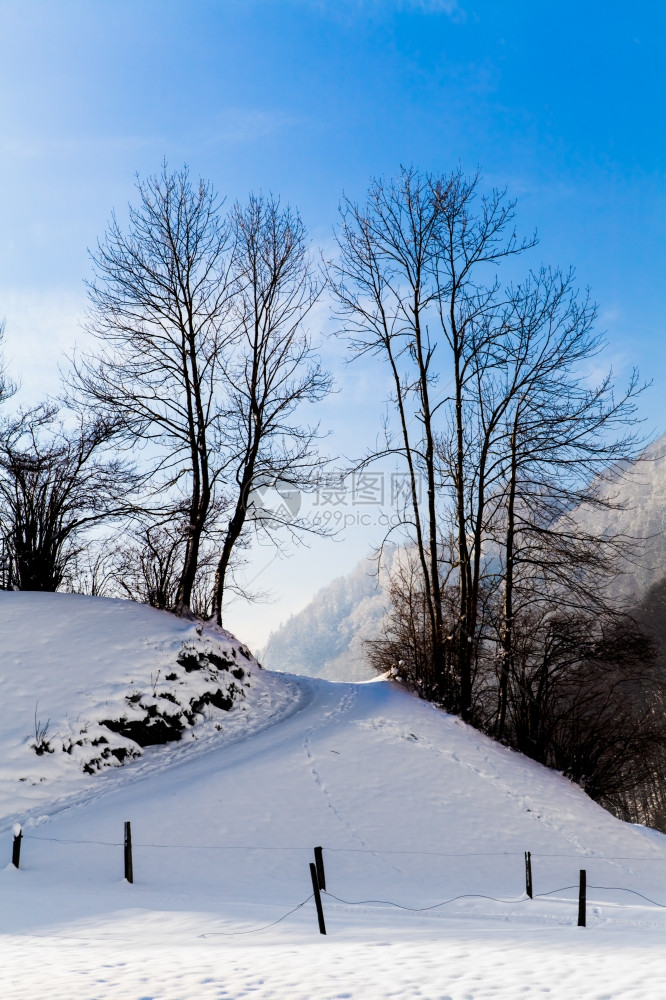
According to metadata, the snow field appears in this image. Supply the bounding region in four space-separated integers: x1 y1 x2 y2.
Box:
2 927 666 1000
1 593 666 998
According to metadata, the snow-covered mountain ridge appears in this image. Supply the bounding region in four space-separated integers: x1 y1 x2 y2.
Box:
573 433 666 601
260 553 396 681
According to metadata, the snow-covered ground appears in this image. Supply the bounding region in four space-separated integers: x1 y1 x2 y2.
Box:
2 593 666 999
0 592 271 818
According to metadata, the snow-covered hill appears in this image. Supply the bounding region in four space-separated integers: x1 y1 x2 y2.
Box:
1 593 666 998
0 592 277 818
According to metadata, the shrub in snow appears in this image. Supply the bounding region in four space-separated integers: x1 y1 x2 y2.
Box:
30 708 55 756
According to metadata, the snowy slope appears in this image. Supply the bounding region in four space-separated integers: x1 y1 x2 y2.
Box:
0 592 285 819
2 593 666 998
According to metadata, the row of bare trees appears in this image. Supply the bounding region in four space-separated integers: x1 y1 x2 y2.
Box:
0 333 139 594
0 167 331 624
331 167 665 822
0 405 137 592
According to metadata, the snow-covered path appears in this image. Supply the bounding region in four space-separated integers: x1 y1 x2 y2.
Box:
4 678 666 998
2 595 666 998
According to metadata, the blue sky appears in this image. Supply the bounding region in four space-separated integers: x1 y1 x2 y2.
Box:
0 0 664 645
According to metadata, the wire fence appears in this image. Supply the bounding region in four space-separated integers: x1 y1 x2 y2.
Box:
200 896 316 937
200 881 666 938
17 833 666 862
8 825 666 937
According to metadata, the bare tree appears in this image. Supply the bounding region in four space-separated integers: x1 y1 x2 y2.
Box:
64 541 120 597
0 322 16 407
335 167 647 736
437 265 645 737
482 601 666 811
332 168 536 716
0 406 135 591
69 164 235 614
211 194 331 624
365 548 436 695
111 522 216 617
70 172 331 622
332 170 449 702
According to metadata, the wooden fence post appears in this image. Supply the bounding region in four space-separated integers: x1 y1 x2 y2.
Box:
314 846 326 891
124 821 133 884
524 851 533 899
11 824 22 869
577 869 586 927
309 861 327 935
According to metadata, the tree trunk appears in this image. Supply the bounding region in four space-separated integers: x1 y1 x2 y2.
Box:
496 419 518 738
174 317 212 614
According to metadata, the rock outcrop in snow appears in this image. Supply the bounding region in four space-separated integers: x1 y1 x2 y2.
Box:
0 592 257 783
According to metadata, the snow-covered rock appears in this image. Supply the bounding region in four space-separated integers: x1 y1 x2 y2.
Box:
0 592 263 812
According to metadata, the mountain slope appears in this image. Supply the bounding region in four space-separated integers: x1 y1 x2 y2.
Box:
260 552 396 680
571 433 666 601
